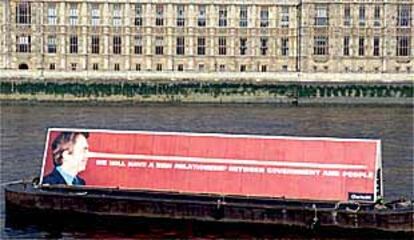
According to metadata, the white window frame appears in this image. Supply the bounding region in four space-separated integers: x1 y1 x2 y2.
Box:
134 36 143 54
397 5 411 27
47 4 57 25
373 37 380 56
91 4 100 26
177 5 185 27
91 36 100 54
281 38 289 56
16 2 31 24
260 37 268 56
374 5 381 27
198 5 206 27
260 7 269 27
315 5 328 26
358 37 365 56
240 38 247 55
69 35 78 53
176 37 185 55
219 6 227 27
197 37 205 55
343 5 351 26
155 36 164 55
113 4 122 26
314 36 328 55
113 36 122 54
69 4 78 26
359 5 366 27
240 6 248 27
219 37 226 55
156 5 164 26
343 36 350 56
280 7 289 28
16 35 30 52
135 4 143 26
47 35 57 53
397 36 410 56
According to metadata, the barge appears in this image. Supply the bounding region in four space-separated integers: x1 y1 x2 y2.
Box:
5 182 414 234
5 128 414 235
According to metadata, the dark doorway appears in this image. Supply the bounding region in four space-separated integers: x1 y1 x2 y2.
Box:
18 63 29 70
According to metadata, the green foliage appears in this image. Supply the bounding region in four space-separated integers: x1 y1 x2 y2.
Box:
1 81 413 102
0 82 12 94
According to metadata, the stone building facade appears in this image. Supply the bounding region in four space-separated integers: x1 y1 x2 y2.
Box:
0 0 412 74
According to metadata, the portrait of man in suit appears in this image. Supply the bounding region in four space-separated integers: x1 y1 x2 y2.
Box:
42 132 89 186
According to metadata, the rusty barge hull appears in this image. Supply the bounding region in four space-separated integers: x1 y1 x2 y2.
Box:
5 183 414 235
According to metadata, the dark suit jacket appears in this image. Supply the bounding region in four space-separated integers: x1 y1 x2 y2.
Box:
42 168 85 186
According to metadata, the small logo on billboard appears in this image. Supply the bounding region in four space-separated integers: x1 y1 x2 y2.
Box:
348 192 374 201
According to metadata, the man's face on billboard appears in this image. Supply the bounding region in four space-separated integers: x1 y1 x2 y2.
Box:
63 134 89 174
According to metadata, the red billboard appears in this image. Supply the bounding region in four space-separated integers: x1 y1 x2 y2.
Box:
40 128 382 202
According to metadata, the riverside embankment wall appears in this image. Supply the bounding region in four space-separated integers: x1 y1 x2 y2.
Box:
0 71 413 104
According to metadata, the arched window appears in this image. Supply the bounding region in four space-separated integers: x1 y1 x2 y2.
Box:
18 63 29 70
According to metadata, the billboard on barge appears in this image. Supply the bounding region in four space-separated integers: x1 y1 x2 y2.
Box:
40 128 382 202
